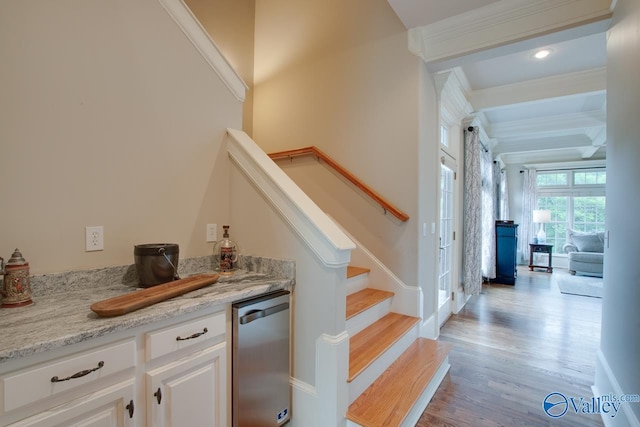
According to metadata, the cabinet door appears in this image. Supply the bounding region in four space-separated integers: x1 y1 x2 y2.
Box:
9 380 136 427
146 342 226 427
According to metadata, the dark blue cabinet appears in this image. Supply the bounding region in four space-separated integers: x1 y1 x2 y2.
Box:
495 221 518 285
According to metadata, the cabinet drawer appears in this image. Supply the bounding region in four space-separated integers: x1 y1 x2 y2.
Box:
1 339 135 413
145 312 225 361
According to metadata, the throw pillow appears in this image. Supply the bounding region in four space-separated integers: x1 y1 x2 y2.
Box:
569 230 604 253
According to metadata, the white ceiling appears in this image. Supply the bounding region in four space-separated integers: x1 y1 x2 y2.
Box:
387 0 609 166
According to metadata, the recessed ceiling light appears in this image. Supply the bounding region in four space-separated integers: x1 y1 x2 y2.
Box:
533 49 552 60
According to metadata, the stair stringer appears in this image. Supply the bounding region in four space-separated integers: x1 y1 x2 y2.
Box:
334 220 422 319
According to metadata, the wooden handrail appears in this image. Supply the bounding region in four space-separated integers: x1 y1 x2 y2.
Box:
269 146 410 222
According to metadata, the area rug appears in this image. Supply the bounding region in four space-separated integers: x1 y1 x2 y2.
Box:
555 273 603 298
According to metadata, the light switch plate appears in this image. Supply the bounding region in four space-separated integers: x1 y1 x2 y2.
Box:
206 224 217 242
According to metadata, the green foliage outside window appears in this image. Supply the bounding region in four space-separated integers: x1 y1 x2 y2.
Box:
537 173 568 186
574 171 606 185
535 169 606 254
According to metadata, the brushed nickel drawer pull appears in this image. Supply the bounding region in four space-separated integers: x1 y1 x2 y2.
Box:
176 327 208 341
51 361 104 383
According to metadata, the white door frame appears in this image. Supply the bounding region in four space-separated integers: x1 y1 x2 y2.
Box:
438 152 458 327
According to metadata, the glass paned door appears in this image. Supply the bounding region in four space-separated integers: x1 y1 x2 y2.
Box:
439 160 455 326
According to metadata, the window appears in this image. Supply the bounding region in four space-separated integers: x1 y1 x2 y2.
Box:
440 124 449 147
573 196 606 232
574 171 606 185
537 196 568 251
537 172 568 187
536 169 606 254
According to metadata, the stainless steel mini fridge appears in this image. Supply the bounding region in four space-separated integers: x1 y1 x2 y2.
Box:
232 290 291 426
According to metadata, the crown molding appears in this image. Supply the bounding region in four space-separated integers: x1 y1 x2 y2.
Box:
158 0 248 102
471 67 606 111
434 68 473 126
409 0 613 65
585 126 607 146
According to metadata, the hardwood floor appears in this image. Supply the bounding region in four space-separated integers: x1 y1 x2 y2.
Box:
418 267 603 427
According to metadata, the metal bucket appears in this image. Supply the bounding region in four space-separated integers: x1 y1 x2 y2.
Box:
134 243 179 287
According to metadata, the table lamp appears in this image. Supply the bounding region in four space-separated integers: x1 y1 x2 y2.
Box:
532 209 551 244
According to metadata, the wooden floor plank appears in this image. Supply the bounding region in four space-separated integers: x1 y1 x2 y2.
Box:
349 312 420 382
416 267 603 427
347 338 452 427
346 288 394 319
347 266 371 279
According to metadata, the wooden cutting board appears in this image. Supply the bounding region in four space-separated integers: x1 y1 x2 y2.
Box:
90 273 219 317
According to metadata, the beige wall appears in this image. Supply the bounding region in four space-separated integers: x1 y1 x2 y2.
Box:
252 0 425 286
185 0 255 136
0 0 242 274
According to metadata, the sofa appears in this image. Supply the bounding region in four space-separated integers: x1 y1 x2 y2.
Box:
562 229 604 277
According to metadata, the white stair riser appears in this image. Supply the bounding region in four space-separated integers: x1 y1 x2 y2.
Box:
346 299 392 336
346 274 369 295
348 324 419 404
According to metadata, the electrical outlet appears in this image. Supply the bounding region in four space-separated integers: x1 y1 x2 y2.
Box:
206 224 217 242
85 226 104 251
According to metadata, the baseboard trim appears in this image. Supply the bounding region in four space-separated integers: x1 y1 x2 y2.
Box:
421 314 437 339
593 349 640 427
453 289 471 313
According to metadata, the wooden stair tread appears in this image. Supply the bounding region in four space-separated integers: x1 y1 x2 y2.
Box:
347 266 371 279
347 338 453 427
346 288 395 320
349 313 420 382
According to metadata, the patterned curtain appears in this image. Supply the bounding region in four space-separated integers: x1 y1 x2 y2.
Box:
481 149 496 279
520 169 537 263
462 127 483 295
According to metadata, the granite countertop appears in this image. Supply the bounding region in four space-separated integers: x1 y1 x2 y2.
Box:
0 256 294 364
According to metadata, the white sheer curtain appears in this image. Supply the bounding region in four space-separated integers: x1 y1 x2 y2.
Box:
481 149 496 279
520 169 537 263
499 169 510 220
462 127 483 295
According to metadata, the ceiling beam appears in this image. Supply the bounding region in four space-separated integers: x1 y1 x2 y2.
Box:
493 134 593 154
470 67 606 111
489 111 606 140
409 0 613 65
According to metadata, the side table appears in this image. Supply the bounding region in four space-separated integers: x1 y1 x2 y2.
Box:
529 243 553 273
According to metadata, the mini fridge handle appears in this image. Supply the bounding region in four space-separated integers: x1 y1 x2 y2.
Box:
239 302 289 325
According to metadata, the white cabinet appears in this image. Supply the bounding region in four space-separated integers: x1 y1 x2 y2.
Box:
146 342 226 427
9 380 135 427
2 340 136 413
1 339 137 427
1 309 229 427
